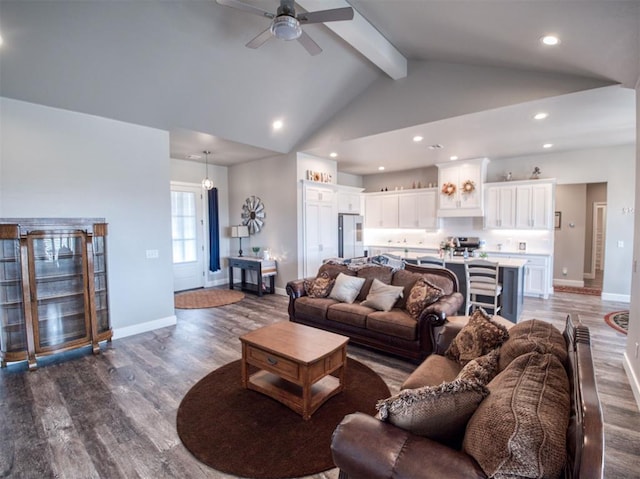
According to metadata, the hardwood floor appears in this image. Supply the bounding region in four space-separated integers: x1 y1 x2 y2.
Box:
1 291 638 478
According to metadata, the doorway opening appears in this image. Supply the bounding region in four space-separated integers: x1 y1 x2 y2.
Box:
584 200 606 289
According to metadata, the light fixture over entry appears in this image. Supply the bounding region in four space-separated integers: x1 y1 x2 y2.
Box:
202 150 214 190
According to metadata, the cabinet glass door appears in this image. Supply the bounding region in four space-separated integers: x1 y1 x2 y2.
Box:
0 237 27 355
93 235 110 335
30 233 89 350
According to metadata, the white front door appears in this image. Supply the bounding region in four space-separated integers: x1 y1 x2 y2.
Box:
171 182 206 292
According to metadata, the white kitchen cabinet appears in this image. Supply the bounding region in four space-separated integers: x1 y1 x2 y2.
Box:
485 185 516 229
398 190 439 229
364 194 399 228
303 182 338 277
337 186 363 214
523 255 551 298
516 182 554 229
436 158 489 217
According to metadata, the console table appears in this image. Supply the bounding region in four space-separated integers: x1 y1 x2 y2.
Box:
229 256 277 296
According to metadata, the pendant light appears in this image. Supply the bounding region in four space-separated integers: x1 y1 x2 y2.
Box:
202 150 214 190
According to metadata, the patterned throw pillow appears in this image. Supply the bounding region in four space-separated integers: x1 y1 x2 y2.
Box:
303 271 334 298
445 308 509 365
404 278 445 319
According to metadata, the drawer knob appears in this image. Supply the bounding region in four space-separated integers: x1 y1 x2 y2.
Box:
267 356 278 366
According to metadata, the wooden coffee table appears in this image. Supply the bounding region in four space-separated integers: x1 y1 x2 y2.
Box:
240 322 349 420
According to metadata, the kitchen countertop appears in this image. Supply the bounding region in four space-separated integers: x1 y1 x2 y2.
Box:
368 244 551 257
386 250 528 268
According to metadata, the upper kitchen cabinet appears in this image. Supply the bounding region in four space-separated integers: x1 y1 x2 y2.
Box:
515 181 555 229
398 190 440 230
484 179 555 230
436 158 489 217
364 194 399 228
336 185 364 214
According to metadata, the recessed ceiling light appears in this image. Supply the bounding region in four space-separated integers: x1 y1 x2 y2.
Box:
533 112 548 120
541 35 560 46
543 143 553 149
449 155 458 161
272 119 283 130
329 152 338 158
378 166 385 171
413 135 423 142
427 144 443 150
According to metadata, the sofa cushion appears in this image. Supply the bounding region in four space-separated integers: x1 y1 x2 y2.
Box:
361 278 404 312
377 352 498 446
499 318 567 371
367 309 417 341
463 352 570 479
353 264 394 302
329 273 366 303
401 354 462 390
390 269 423 309
317 262 354 279
294 297 339 320
445 308 509 365
326 302 373 328
404 278 445 319
303 271 335 298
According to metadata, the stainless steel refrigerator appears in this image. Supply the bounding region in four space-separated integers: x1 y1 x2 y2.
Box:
338 214 365 259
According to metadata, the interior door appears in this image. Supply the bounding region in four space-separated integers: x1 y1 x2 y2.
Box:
171 182 206 292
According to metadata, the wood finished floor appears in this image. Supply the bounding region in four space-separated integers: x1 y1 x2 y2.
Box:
1 291 639 479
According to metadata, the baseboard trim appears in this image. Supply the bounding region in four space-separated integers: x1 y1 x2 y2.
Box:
275 286 287 296
113 315 177 340
601 292 631 303
623 352 640 413
553 279 585 287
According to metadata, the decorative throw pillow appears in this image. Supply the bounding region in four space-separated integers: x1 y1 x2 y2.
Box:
376 379 489 446
404 278 445 319
457 348 500 385
445 308 509 365
328 273 366 303
463 352 570 479
303 271 334 298
498 319 567 371
361 278 404 312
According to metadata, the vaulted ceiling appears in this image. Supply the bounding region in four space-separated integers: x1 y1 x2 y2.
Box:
1 1 637 173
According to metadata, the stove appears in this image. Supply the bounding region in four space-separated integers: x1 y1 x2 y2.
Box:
452 237 481 256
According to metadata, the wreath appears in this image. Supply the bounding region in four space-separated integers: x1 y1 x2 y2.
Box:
461 179 476 194
441 182 456 196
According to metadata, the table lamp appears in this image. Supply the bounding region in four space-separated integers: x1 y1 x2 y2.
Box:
231 225 250 257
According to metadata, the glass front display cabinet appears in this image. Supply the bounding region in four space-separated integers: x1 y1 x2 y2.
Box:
0 219 111 369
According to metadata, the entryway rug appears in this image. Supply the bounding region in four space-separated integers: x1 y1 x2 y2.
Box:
605 310 629 334
554 285 602 296
174 288 244 309
176 358 390 479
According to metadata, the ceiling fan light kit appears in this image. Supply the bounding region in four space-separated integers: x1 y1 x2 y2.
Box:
216 0 354 55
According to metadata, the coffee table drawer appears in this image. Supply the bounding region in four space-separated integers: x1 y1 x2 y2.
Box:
246 346 299 380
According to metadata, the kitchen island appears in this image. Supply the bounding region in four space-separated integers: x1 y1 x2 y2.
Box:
388 251 526 322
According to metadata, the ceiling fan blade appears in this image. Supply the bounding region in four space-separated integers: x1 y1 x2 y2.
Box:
297 30 322 56
297 7 354 24
246 27 273 49
216 0 275 19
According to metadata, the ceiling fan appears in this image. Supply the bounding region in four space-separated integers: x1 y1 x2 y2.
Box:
216 0 354 56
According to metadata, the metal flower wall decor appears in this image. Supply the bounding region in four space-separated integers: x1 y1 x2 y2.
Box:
241 196 266 234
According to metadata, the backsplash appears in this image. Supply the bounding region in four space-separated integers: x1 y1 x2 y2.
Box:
364 217 554 255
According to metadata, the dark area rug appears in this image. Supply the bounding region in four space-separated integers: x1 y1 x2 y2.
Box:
176 358 390 479
605 310 629 334
175 288 244 309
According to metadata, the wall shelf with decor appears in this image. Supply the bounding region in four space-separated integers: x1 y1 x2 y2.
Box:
0 218 111 370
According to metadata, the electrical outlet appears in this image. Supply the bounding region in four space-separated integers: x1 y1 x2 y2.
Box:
146 249 159 259
635 342 639 359
562 267 568 276
618 240 624 248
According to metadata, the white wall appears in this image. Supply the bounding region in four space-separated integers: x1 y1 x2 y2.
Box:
170 158 230 286
0 97 176 336
228 153 298 291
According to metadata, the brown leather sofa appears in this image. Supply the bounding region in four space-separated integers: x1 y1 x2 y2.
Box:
286 262 464 362
331 314 604 479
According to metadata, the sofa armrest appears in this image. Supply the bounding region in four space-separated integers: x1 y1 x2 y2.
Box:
420 292 464 325
285 279 307 299
331 413 486 479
